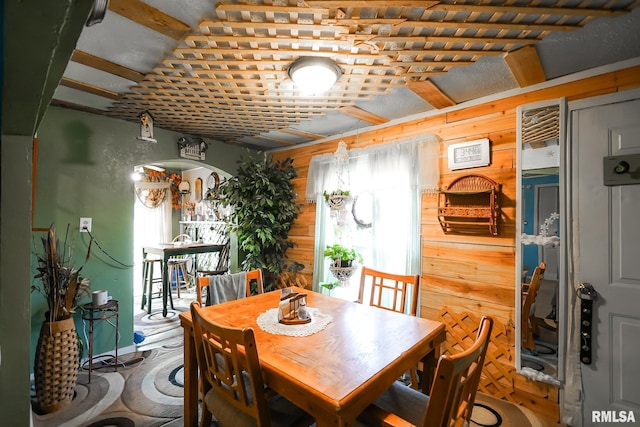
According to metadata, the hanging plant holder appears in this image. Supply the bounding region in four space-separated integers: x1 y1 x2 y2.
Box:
325 194 353 211
329 265 357 286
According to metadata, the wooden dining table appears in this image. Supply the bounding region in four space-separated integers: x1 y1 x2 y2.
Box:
143 243 224 316
179 287 446 427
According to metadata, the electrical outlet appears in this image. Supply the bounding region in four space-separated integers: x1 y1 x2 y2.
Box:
80 217 92 232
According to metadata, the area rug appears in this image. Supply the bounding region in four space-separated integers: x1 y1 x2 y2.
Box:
32 344 550 427
471 393 550 427
133 291 200 351
31 345 189 427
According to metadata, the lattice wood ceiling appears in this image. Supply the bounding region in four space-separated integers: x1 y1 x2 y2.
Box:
86 0 639 145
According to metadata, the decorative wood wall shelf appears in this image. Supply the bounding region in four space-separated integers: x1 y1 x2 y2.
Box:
438 174 501 236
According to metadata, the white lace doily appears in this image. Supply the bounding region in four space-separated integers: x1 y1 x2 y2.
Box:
256 307 332 337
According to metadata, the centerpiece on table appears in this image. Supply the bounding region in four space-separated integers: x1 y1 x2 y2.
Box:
31 225 93 413
323 243 362 286
277 288 311 324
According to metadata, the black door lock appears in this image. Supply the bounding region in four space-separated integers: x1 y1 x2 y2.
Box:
578 283 597 364
614 161 630 174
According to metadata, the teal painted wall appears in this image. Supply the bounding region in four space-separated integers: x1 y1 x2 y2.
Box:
31 106 247 369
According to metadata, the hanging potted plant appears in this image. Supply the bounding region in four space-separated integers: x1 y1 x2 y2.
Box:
323 189 352 211
324 244 362 286
323 243 363 267
31 225 93 413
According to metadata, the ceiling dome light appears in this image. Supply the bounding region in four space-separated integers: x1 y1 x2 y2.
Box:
287 57 342 95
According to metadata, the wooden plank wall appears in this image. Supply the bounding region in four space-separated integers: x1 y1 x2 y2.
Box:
271 65 640 420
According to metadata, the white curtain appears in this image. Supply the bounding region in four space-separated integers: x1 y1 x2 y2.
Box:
307 135 440 301
133 182 172 295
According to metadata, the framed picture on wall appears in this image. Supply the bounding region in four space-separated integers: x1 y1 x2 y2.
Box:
447 138 490 170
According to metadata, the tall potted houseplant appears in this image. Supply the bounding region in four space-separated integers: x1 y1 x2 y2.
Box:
31 226 92 413
219 152 303 290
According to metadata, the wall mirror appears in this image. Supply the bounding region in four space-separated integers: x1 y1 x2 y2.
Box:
516 98 566 385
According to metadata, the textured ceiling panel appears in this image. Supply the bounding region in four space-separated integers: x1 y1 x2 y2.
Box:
48 0 640 148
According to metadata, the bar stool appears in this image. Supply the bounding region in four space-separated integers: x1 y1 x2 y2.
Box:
141 257 172 314
168 258 190 298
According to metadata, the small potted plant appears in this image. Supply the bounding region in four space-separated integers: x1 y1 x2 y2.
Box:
323 189 352 211
323 243 363 268
324 244 362 286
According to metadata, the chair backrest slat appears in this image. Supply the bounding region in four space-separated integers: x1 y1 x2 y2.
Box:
358 266 420 316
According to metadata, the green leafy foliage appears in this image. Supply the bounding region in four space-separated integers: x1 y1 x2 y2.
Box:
323 243 363 264
220 152 302 289
322 189 350 201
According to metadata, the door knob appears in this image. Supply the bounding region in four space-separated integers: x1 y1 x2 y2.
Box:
614 161 630 174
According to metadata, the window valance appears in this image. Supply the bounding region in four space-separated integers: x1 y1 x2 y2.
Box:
305 134 440 203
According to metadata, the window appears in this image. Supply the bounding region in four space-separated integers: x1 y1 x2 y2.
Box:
306 135 439 301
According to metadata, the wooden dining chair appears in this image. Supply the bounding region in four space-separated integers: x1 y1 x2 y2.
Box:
189 301 314 427
358 266 421 387
357 266 420 316
197 268 264 305
522 262 546 352
356 316 494 427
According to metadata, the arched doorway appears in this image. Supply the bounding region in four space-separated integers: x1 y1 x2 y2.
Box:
131 160 232 348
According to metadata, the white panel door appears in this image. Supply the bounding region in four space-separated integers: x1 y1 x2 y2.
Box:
571 93 640 425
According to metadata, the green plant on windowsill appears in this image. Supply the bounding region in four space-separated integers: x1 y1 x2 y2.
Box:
323 244 363 268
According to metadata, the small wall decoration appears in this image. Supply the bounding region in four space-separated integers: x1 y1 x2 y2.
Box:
177 136 208 161
137 110 157 143
447 138 490 170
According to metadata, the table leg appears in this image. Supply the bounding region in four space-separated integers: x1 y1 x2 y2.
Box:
88 310 94 383
162 254 169 317
420 346 441 395
183 325 197 427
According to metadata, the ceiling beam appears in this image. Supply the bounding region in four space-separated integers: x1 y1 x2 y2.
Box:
339 106 388 125
306 1 439 6
280 128 326 140
248 135 296 147
71 50 145 83
108 0 190 40
428 4 627 18
59 77 121 100
216 4 330 15
50 99 109 116
503 45 546 87
407 80 456 110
